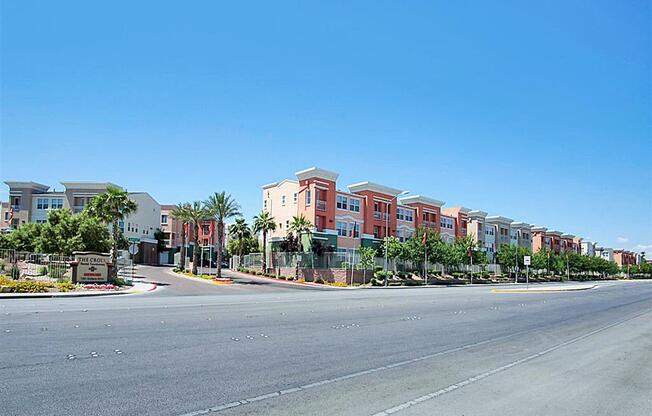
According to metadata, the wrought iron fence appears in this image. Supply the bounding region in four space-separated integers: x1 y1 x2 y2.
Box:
235 251 503 275
0 249 73 281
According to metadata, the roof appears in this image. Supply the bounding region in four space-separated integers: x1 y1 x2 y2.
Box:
561 234 575 239
60 182 122 190
468 210 488 219
348 181 405 197
295 167 339 182
4 181 50 192
398 194 444 207
261 179 298 189
485 215 514 224
546 230 563 236
510 222 532 229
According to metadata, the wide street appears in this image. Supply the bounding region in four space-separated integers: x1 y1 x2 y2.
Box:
1 266 651 416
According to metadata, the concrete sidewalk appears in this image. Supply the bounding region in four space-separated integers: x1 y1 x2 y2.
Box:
0 281 157 299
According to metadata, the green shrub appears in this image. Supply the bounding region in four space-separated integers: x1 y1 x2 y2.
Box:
278 275 286 280
10 265 20 280
314 278 324 284
57 281 76 292
327 281 348 287
0 259 5 272
37 266 47 276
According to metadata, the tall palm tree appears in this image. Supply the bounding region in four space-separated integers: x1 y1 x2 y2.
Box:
228 217 252 266
86 185 138 277
205 192 241 278
186 201 210 275
170 203 191 271
288 215 313 252
252 211 276 272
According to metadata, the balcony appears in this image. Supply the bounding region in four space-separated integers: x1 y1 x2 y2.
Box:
373 211 381 220
10 205 20 212
423 220 436 229
316 200 327 211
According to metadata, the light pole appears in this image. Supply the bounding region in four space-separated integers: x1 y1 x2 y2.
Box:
384 190 409 287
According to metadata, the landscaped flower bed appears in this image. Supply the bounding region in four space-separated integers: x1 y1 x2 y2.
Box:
0 275 131 293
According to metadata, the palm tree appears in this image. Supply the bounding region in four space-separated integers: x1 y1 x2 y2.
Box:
170 203 191 271
205 192 241 278
85 185 138 278
186 201 210 275
288 215 313 279
288 215 313 252
228 217 252 267
252 211 276 272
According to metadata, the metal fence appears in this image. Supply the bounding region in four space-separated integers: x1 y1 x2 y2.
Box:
0 249 73 282
235 251 503 275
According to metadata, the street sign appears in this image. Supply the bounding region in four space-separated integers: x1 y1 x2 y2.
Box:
524 255 531 266
128 237 141 243
128 243 139 255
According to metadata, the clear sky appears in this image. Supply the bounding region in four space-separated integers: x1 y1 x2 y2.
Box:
1 1 650 252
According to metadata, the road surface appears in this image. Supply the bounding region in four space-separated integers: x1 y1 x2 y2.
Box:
1 266 650 416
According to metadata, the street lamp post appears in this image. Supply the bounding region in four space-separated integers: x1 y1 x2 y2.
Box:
384 190 409 287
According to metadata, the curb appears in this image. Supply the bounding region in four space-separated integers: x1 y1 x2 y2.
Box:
492 285 597 293
229 270 344 289
170 271 235 285
0 282 157 299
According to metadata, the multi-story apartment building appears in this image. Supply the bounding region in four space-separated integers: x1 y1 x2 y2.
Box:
613 250 637 267
399 195 444 234
486 216 513 247
439 213 457 243
3 181 161 263
581 240 596 256
561 234 576 253
466 210 487 246
572 236 583 254
0 201 11 232
510 222 533 250
441 207 470 239
595 246 614 262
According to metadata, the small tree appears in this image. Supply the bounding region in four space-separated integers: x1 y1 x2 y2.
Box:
288 215 313 278
358 246 376 285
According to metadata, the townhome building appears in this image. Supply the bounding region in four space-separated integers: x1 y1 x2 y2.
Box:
510 222 533 250
561 234 576 253
3 180 161 263
613 250 637 267
0 202 11 232
159 205 219 265
595 246 614 262
466 210 487 246
439 213 456 243
441 207 470 239
581 240 596 256
399 195 444 234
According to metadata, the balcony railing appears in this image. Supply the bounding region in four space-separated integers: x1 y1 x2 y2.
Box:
423 220 436 228
316 200 327 211
373 211 381 220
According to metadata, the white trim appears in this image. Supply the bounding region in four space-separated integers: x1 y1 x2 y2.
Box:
399 195 445 207
314 185 330 191
295 167 339 182
468 210 488 219
313 180 333 187
60 182 121 190
372 196 392 203
348 181 404 197
335 214 364 222
397 224 415 231
486 216 514 224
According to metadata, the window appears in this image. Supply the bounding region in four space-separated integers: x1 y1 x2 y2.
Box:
11 196 21 208
161 214 168 224
127 222 131 232
286 220 289 229
405 210 413 222
281 195 286 206
293 193 297 204
51 198 64 209
264 200 267 210
373 225 380 239
337 195 348 210
336 221 348 237
119 221 124 232
4 212 8 221
396 208 404 221
349 223 360 238
349 198 360 212
306 190 311 206
37 198 49 210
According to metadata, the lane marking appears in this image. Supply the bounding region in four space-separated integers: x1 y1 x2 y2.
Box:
176 328 543 416
370 308 652 416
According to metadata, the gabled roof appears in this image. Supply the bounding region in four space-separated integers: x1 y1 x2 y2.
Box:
399 195 444 207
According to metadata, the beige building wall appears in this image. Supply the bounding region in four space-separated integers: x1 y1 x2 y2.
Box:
262 179 300 240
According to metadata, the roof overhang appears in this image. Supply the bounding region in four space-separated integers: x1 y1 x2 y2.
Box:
348 181 404 197
399 195 444 207
60 182 121 190
510 222 532 229
295 167 339 182
561 234 575 239
486 215 514 225
4 181 50 192
468 210 488 219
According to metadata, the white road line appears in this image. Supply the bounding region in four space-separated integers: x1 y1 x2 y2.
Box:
176 328 537 416
370 308 652 416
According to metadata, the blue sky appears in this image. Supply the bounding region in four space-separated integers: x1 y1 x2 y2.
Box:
1 1 650 252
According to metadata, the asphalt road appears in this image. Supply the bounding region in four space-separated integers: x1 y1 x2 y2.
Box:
1 267 651 416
